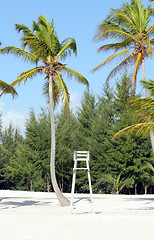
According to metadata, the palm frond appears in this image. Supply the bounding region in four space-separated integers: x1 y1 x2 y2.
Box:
0 46 38 63
147 37 152 55
91 48 130 73
57 38 77 59
150 38 154 45
62 66 89 87
146 24 154 34
128 97 154 120
33 15 61 58
95 26 134 42
93 0 154 94
16 18 59 59
15 23 48 55
43 76 61 108
15 23 34 35
141 80 154 96
114 122 154 138
98 39 132 52
105 53 135 83
141 162 154 172
11 67 43 86
0 80 18 98
132 52 142 95
107 8 139 34
54 71 70 116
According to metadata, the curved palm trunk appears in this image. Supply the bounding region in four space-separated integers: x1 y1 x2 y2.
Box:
142 59 148 98
49 74 70 206
142 58 154 153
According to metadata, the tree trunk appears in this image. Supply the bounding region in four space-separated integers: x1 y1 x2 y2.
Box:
145 186 147 195
135 183 137 195
49 74 70 206
47 177 50 193
30 178 33 191
142 58 154 153
142 58 148 98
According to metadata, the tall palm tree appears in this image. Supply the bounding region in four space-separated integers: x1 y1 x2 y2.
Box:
0 15 89 206
0 80 17 97
91 0 154 96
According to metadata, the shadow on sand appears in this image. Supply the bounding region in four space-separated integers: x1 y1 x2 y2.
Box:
0 196 56 210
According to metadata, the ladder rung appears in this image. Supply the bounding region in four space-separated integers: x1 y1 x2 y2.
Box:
77 154 88 156
76 151 88 153
73 168 89 170
74 158 89 161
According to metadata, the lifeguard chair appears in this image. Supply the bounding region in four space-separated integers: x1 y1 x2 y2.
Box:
70 151 93 213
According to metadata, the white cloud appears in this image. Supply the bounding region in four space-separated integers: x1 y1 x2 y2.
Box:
0 100 5 110
0 90 82 136
2 110 27 132
55 90 81 114
0 100 28 135
70 90 81 111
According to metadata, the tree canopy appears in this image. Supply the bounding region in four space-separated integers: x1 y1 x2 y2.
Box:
92 0 154 95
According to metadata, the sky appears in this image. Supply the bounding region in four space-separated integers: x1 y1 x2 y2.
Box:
0 0 153 135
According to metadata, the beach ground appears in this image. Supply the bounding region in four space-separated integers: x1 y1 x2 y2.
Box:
0 190 154 240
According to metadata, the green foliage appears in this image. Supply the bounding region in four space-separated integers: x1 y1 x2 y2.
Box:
74 91 97 192
114 80 154 138
89 84 115 193
92 0 154 95
0 15 88 112
75 90 96 149
0 80 18 97
24 108 51 191
0 124 24 189
55 107 77 192
0 16 88 206
0 73 153 194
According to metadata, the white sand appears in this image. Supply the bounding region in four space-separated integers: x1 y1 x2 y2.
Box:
0 190 154 240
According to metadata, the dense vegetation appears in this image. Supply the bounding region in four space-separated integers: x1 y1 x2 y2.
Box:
0 74 153 194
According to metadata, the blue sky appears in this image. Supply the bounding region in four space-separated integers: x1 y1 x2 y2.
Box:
0 0 153 134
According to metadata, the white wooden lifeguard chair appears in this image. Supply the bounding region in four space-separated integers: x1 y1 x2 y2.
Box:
70 151 93 213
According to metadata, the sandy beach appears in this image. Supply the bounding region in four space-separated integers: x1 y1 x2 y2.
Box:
0 190 154 240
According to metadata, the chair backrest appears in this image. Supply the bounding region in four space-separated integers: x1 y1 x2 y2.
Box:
74 151 89 161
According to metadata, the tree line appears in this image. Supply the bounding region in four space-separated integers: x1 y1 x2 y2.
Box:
0 74 153 194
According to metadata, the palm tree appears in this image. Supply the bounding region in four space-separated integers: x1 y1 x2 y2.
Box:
141 162 154 194
91 0 154 96
0 80 17 97
0 15 89 206
104 171 128 195
142 162 154 172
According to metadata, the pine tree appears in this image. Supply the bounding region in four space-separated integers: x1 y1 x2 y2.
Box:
74 90 97 192
55 107 77 192
89 83 116 193
75 90 96 150
24 108 51 191
0 124 24 189
112 73 152 194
